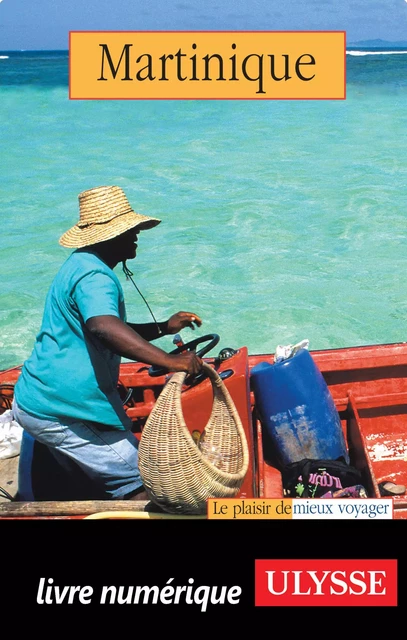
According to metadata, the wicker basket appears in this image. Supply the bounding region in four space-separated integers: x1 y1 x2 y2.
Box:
138 363 249 514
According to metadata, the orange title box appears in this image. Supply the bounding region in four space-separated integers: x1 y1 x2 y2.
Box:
69 31 346 100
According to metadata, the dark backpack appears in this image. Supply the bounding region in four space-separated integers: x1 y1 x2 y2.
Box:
281 457 364 498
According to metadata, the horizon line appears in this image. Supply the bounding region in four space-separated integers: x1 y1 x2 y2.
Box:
2 39 407 53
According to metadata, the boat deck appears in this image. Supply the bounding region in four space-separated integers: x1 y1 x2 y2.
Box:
0 455 18 503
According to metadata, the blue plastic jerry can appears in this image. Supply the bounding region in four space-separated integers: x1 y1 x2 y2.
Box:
251 348 349 466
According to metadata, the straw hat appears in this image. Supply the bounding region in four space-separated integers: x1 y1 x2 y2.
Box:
59 185 161 248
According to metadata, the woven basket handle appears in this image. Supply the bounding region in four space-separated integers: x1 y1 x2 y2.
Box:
169 362 230 390
166 362 242 419
201 361 227 386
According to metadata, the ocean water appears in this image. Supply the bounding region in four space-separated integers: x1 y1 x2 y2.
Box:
1 49 407 369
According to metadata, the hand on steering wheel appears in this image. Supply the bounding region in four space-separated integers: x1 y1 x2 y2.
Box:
148 333 220 377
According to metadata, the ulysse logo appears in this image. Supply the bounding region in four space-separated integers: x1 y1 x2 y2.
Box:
255 560 397 606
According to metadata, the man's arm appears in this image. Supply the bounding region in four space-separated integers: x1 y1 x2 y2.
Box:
126 321 168 341
86 315 202 374
127 311 202 341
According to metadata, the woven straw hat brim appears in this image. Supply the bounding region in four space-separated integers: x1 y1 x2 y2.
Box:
59 211 161 248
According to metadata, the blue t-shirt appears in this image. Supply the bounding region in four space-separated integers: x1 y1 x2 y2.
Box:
14 249 132 430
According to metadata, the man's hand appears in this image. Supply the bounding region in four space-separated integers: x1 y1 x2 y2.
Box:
168 351 203 375
167 311 202 334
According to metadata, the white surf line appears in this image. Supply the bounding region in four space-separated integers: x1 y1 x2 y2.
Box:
347 50 407 56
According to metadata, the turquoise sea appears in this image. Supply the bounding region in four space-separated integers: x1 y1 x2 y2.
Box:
1 48 407 369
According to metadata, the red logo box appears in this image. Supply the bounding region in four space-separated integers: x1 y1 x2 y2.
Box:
255 559 398 606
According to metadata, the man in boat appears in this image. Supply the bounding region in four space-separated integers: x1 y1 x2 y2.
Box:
12 185 203 501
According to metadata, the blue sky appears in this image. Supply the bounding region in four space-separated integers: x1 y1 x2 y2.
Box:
1 0 407 50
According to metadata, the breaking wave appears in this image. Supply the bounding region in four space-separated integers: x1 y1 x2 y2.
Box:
347 50 407 56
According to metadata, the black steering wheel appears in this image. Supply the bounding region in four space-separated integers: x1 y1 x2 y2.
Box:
148 333 220 378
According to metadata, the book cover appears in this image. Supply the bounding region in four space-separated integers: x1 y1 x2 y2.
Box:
1 0 406 624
